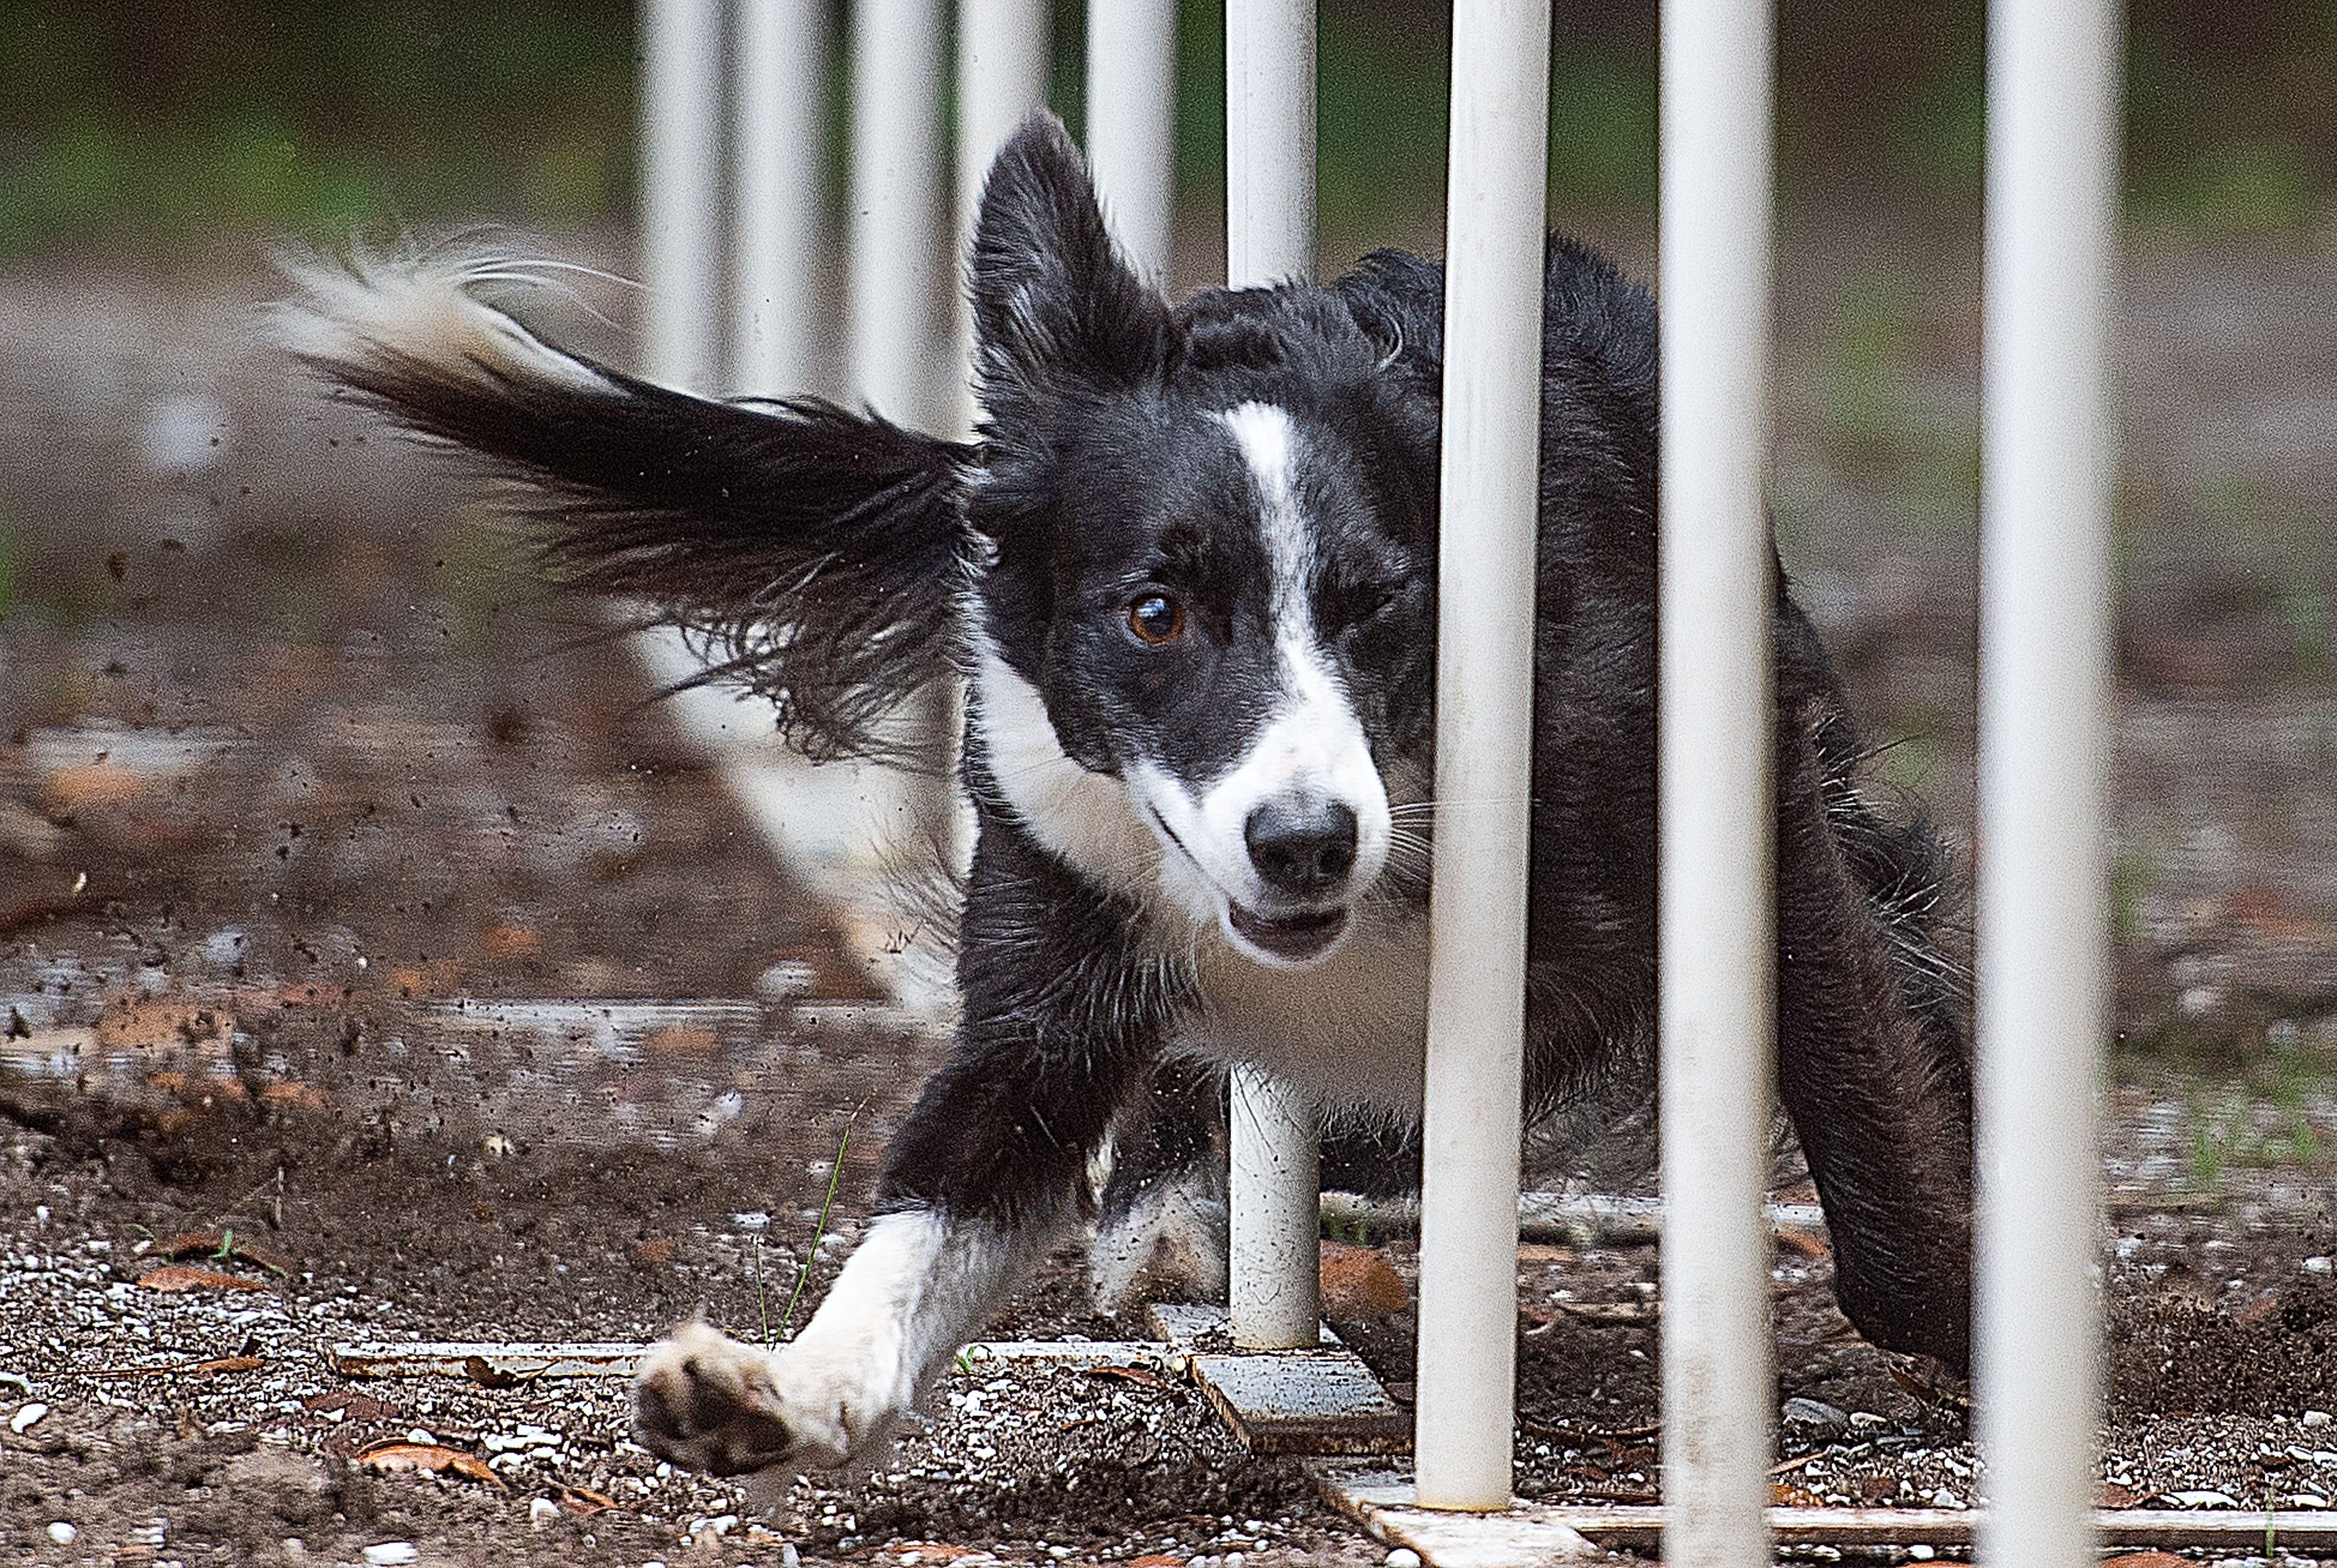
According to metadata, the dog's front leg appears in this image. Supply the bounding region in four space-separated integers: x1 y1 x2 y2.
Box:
634 823 1172 1473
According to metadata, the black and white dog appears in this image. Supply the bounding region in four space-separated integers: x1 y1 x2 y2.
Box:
280 114 1973 1476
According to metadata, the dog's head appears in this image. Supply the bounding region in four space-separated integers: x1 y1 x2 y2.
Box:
963 115 1439 969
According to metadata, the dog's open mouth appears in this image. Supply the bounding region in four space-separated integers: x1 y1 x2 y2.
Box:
1226 901 1350 963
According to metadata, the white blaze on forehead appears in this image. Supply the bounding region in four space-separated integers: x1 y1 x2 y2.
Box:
1217 401 1313 653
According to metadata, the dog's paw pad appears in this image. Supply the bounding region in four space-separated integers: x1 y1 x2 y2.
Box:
632 1325 794 1476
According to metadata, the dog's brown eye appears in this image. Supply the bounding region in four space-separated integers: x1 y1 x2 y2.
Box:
1126 593 1185 645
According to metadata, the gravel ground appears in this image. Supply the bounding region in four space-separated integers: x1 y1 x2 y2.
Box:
8 228 2337 1566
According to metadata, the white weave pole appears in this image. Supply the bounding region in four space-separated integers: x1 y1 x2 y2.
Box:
640 0 724 391
849 0 949 426
1413 0 1551 1513
952 0 1053 435
734 0 830 398
1224 0 1321 1353
1656 0 1777 1559
849 0 958 857
1085 0 1179 284
1974 1 2120 1566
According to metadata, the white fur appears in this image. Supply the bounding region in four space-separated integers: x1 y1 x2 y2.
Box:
1182 900 1431 1115
269 249 614 398
968 622 1163 906
638 1207 1027 1470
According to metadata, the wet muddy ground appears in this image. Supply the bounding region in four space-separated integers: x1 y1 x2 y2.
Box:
4 222 2337 1565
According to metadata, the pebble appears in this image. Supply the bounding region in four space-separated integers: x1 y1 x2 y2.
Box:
1386 1550 1423 1568
11 1401 50 1433
47 1522 77 1546
362 1545 420 1566
2305 1411 2334 1429
529 1497 560 1527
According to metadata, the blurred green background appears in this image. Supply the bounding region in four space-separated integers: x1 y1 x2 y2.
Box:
5 0 2335 262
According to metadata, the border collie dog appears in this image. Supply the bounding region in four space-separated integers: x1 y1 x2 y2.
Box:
280 114 1974 1476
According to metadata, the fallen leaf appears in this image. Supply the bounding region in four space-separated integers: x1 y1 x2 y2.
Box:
1130 1556 1184 1567
89 1355 264 1379
257 1080 333 1110
357 1441 507 1491
1082 1364 1167 1390
1885 1353 1971 1408
481 923 541 958
159 1230 294 1275
462 1354 532 1390
630 1236 675 1266
198 1354 265 1374
1771 1482 1827 1508
1319 1240 1410 1318
137 1264 270 1294
1776 1226 1831 1259
2103 1555 2189 1568
1516 1242 1576 1265
645 1024 719 1058
2097 1482 2149 1509
556 1483 617 1516
95 997 236 1049
304 1391 405 1422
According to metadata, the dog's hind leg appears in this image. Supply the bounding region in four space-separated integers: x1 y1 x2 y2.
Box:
634 816 1177 1472
1091 1060 1229 1313
1771 707 1975 1374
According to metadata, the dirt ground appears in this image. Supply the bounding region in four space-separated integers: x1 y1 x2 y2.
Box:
5 220 2337 1566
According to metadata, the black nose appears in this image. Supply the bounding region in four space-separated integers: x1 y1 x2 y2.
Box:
1244 798 1359 898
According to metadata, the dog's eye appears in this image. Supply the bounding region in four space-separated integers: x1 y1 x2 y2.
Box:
1125 593 1186 645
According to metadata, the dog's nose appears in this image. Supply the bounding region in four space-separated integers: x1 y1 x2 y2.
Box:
1244 798 1359 898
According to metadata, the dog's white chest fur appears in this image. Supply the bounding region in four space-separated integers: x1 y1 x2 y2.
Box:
1177 906 1430 1116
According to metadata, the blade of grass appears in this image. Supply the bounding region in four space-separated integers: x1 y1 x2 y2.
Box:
778 1108 861 1339
755 1234 772 1349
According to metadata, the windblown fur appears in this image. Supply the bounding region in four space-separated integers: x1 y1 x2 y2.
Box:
273 248 972 762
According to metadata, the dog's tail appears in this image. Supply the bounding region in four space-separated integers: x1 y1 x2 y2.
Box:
271 247 973 762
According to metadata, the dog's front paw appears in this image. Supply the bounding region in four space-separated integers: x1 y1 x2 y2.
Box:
633 1321 798 1476
633 1313 915 1475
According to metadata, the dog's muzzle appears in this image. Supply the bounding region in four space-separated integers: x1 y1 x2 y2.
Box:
1231 796 1360 961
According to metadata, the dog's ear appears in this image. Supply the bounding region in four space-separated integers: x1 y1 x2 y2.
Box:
969 112 1170 424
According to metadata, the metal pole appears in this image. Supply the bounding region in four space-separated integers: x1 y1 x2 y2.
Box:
952 0 1052 435
849 0 949 426
734 0 830 398
1974 1 2120 1566
1224 0 1320 1353
1656 0 1777 1560
640 0 724 391
1086 0 1179 284
1413 0 1550 1513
